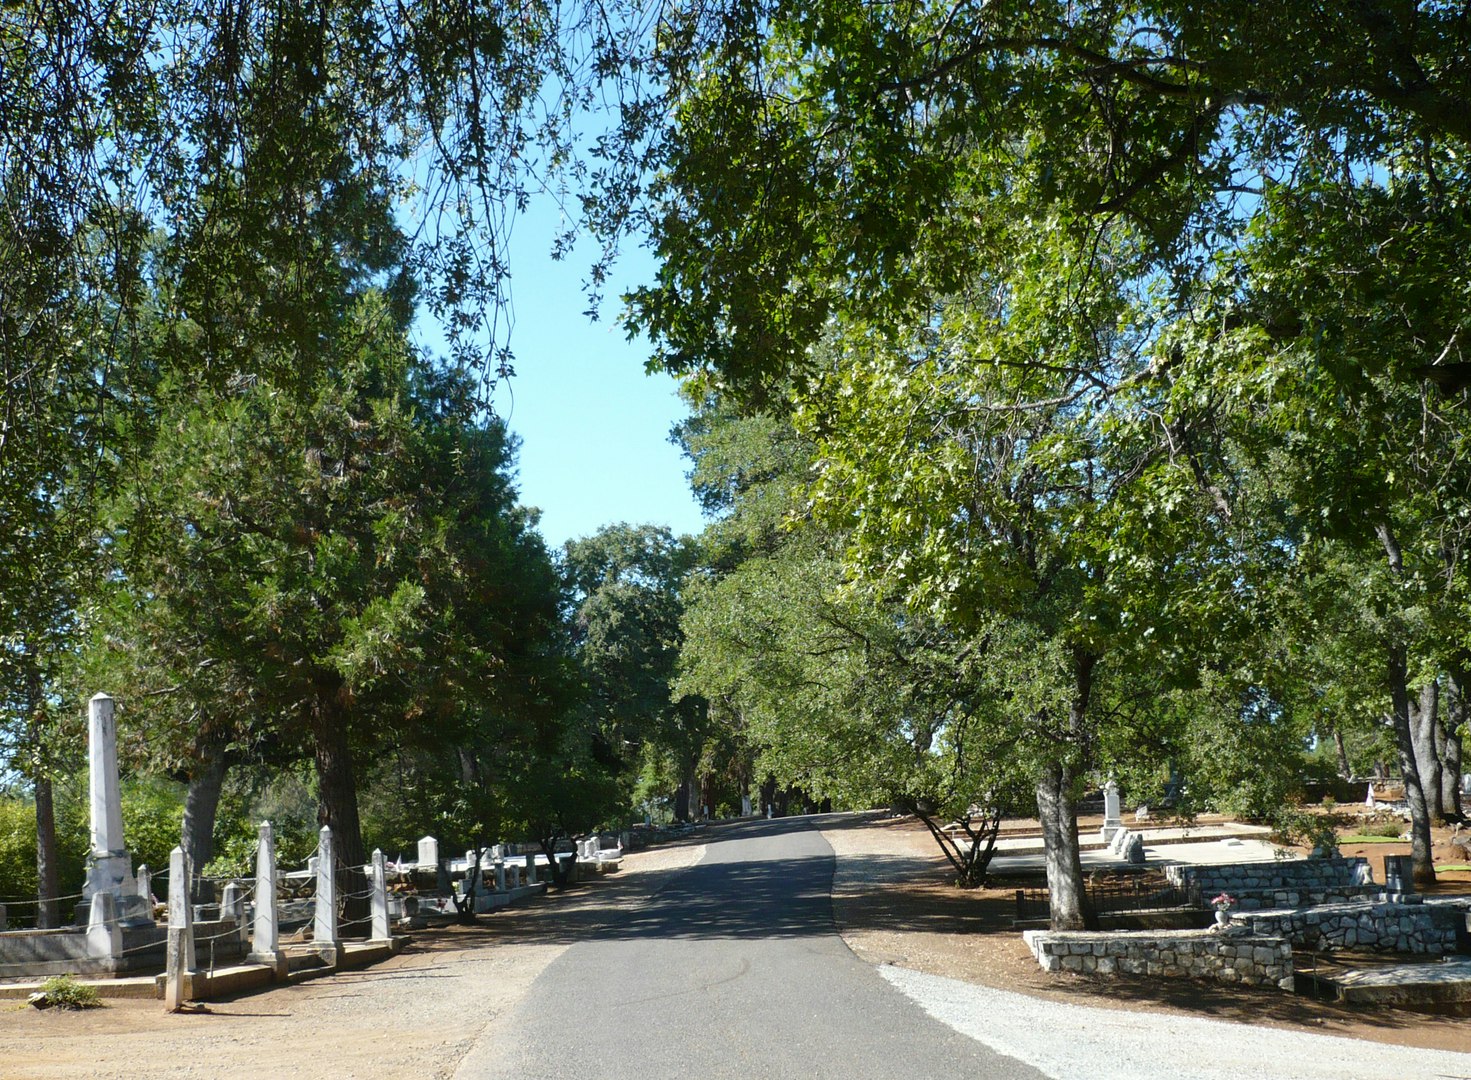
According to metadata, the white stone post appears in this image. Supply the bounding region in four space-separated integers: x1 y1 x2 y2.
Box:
494 859 507 892
525 850 538 885
370 849 390 941
249 822 285 976
741 794 752 817
314 826 339 960
85 693 138 906
164 846 194 1011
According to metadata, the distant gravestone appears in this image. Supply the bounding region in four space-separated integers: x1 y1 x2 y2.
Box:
1099 780 1122 842
418 836 439 869
1123 834 1146 864
1384 854 1415 896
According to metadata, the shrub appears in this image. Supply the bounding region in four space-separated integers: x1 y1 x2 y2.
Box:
1363 816 1405 839
33 975 103 1010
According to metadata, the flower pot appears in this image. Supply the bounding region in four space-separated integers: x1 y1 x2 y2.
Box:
1214 908 1231 927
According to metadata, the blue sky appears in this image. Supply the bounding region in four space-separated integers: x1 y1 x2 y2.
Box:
416 197 707 552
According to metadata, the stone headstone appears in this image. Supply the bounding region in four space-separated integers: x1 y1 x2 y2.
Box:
222 880 249 947
1099 780 1122 842
136 864 154 905
1384 854 1415 896
418 836 439 869
1123 834 1146 864
741 794 752 817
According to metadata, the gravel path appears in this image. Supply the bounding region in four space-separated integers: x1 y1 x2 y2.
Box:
879 964 1471 1080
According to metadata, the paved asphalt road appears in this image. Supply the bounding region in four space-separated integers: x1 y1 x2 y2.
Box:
455 816 1044 1079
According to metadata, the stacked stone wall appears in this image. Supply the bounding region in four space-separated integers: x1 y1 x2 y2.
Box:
1023 929 1293 990
1244 899 1468 954
1207 884 1381 912
1164 858 1372 907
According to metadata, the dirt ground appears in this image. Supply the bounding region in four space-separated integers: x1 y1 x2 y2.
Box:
3 813 1469 1075
819 812 1471 1057
0 841 706 1080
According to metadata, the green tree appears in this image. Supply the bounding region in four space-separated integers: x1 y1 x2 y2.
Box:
563 524 707 819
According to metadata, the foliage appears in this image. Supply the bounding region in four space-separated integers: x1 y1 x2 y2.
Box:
563 524 707 815
0 792 88 905
205 768 322 878
117 778 187 880
34 975 102 1010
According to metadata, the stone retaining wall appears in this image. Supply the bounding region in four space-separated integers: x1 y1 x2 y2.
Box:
1244 898 1468 954
1022 928 1294 990
1164 857 1371 905
1214 884 1384 912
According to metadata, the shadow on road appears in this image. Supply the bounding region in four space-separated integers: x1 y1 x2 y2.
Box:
404 815 1002 952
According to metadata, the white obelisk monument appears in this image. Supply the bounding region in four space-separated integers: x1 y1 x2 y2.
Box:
84 693 147 923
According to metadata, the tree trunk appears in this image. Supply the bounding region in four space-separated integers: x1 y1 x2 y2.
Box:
311 691 367 930
1377 522 1435 885
1442 730 1463 821
1441 668 1466 820
34 773 58 929
1331 726 1352 780
25 658 59 930
457 746 480 787
540 838 570 888
182 740 228 902
1036 649 1097 930
1409 678 1443 821
1387 643 1437 885
1036 761 1086 929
